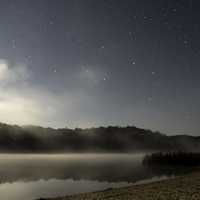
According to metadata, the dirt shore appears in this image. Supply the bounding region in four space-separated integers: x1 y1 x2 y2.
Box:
39 171 200 200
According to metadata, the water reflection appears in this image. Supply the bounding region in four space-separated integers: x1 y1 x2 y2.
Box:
0 154 150 183
0 179 131 200
0 154 194 200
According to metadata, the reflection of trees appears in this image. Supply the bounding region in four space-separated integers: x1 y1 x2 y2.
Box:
142 152 199 176
0 156 148 183
0 154 194 184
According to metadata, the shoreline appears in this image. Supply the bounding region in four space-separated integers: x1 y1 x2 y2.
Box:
39 171 200 200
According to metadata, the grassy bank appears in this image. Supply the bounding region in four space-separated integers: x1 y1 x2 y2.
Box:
39 170 200 200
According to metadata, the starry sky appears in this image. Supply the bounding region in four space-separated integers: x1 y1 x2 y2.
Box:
0 0 199 135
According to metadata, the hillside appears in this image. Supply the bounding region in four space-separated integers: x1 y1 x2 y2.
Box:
0 123 199 152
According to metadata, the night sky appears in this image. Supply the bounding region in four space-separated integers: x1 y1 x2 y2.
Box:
0 0 199 135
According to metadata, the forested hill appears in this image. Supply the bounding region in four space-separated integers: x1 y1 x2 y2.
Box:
0 123 199 152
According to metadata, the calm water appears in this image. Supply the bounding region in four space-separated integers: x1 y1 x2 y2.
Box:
0 154 186 200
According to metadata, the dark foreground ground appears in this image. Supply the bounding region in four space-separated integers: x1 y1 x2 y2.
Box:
39 170 200 200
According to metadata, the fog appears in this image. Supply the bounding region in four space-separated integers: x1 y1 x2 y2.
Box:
0 153 146 183
0 153 194 200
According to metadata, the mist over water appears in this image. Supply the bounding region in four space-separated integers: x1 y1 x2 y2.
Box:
0 153 191 200
0 154 146 183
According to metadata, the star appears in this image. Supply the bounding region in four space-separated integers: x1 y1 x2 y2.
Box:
26 55 32 63
11 39 16 49
131 60 136 65
172 8 177 12
103 73 109 81
128 32 136 40
49 20 54 25
147 97 153 102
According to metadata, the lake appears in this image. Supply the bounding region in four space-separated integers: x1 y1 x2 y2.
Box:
0 153 187 200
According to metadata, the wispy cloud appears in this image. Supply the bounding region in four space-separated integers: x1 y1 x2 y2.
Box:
0 59 29 84
0 59 98 128
0 59 61 126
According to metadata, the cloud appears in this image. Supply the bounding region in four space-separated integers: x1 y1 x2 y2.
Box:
0 59 60 126
0 59 98 128
0 59 29 84
0 94 42 125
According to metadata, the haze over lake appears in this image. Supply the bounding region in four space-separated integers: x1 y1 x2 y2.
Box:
0 153 187 200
